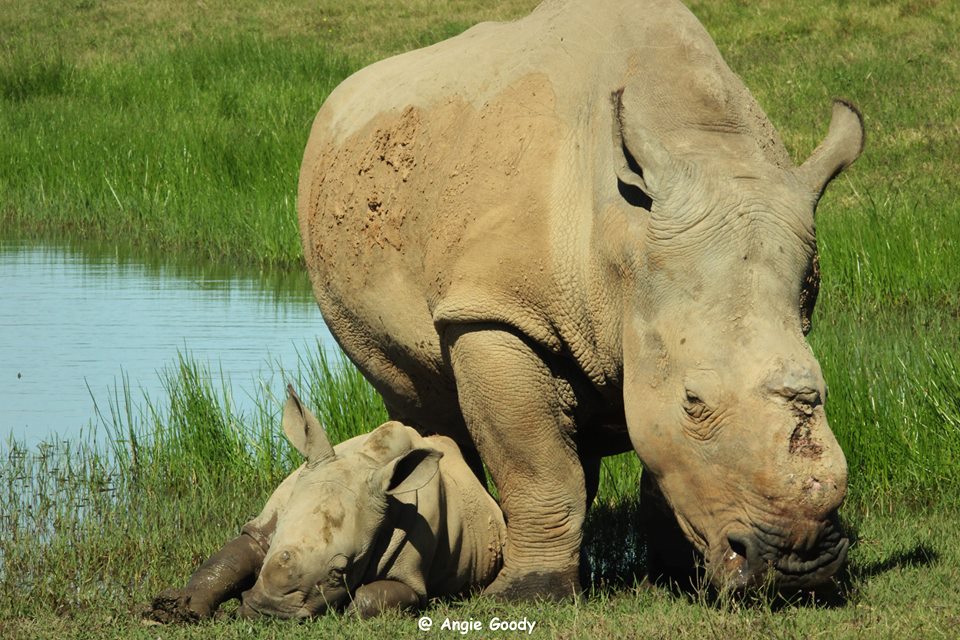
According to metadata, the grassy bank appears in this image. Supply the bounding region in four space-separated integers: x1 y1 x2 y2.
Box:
3 0 957 271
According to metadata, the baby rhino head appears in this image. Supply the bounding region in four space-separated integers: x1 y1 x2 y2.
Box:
238 386 442 618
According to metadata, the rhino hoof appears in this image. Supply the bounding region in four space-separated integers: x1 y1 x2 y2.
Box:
483 567 582 602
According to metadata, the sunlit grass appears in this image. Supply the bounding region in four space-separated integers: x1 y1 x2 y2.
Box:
0 37 353 266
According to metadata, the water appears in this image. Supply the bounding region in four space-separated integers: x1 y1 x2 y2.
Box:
0 241 338 446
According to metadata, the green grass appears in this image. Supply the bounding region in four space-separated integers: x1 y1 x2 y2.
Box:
0 36 352 265
1 0 959 636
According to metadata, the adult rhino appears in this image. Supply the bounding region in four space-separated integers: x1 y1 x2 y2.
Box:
146 387 505 621
297 0 863 599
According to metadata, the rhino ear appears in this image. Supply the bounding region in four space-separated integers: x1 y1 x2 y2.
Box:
375 448 443 496
612 87 673 204
282 384 335 464
796 100 864 203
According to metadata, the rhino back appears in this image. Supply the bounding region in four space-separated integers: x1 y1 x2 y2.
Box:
298 0 790 398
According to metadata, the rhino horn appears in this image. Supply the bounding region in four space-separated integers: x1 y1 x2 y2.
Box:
282 384 336 464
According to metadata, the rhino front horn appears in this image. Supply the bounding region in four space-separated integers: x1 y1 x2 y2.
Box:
282 384 336 464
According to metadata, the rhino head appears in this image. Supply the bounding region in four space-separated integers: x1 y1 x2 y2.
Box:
238 387 442 618
610 92 864 589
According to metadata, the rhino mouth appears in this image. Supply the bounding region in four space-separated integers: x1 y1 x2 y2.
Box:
771 533 849 587
718 514 848 590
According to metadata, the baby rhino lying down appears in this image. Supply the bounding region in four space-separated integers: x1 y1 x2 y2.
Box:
147 386 505 621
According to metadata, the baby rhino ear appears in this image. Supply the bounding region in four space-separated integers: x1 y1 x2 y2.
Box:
282 384 335 464
375 448 444 496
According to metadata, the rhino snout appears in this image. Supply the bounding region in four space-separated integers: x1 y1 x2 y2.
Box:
238 548 325 619
239 584 323 619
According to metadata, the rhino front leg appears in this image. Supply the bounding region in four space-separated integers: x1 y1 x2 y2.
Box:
345 580 422 618
146 531 268 623
447 324 586 601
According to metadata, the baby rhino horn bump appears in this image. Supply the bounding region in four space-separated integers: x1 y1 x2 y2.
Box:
282 384 336 464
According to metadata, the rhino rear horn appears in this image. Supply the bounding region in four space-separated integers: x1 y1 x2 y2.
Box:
282 384 336 464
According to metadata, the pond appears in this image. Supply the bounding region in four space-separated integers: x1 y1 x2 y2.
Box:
0 241 338 446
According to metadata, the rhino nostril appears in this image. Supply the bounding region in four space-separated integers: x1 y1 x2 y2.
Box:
727 535 749 565
724 534 755 587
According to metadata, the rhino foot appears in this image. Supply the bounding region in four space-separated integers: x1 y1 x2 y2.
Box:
142 588 212 624
483 566 582 602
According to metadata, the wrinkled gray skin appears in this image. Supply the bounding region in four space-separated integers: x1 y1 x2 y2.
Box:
146 387 504 621
296 0 864 600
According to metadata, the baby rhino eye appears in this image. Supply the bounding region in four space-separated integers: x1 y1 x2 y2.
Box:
324 554 350 587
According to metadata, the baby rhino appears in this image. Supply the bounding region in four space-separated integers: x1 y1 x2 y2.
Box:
147 385 505 621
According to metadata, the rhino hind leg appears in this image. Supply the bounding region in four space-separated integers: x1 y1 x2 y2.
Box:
639 473 701 590
447 324 586 601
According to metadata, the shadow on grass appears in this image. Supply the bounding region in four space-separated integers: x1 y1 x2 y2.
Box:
828 537 940 608
582 496 646 592
805 518 940 610
581 500 941 611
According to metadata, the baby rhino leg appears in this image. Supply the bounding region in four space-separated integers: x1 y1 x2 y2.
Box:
346 580 421 619
145 469 298 623
147 532 268 623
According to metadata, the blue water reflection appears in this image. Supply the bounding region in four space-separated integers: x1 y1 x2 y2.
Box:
0 242 339 445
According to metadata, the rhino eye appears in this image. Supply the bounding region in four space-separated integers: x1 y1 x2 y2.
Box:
683 391 709 420
685 402 707 420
